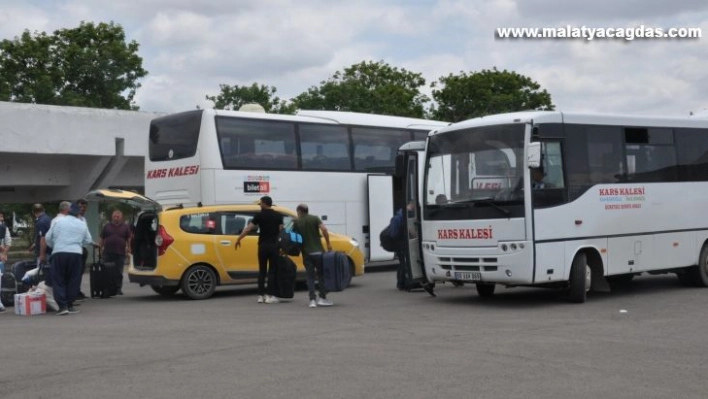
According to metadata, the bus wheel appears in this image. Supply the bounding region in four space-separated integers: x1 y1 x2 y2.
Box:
181 265 217 300
568 252 590 303
476 283 495 297
696 245 708 287
150 285 180 296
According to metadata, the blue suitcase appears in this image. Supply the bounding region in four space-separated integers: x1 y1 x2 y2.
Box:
321 251 351 292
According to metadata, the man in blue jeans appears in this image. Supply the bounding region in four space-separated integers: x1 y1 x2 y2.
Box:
46 203 94 315
293 203 333 308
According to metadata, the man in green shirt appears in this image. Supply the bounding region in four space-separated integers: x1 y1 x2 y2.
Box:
293 203 333 308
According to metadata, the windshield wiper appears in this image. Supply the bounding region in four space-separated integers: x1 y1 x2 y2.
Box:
449 197 511 217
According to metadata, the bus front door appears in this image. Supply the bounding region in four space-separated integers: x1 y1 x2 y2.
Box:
403 152 426 283
367 174 396 263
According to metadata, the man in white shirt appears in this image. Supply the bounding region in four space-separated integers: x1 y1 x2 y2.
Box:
46 203 94 315
51 201 71 228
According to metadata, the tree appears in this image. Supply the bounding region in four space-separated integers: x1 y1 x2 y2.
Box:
292 60 429 118
0 21 147 110
205 83 296 114
430 68 555 122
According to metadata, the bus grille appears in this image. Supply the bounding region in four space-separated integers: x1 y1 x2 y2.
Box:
437 257 498 272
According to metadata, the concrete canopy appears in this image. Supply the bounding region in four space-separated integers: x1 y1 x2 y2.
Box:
0 102 165 203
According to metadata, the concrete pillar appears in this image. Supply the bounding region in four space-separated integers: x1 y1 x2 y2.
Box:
85 202 101 258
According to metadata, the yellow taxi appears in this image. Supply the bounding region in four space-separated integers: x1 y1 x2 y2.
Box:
86 189 365 300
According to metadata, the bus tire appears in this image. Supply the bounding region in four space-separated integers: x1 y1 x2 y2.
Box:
150 285 180 296
695 245 708 287
181 265 217 300
568 252 589 303
475 283 495 297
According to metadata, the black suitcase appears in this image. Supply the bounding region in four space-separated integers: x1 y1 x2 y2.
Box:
273 255 296 300
12 260 37 295
90 249 117 298
1 271 16 306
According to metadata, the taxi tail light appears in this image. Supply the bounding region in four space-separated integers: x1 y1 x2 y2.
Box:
155 225 174 256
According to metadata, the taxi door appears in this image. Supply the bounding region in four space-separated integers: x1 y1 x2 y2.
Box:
214 211 259 283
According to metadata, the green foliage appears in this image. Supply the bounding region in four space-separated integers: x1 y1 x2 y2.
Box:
292 60 429 118
430 68 555 122
0 21 147 110
206 83 296 114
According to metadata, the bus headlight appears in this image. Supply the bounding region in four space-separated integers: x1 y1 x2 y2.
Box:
349 239 359 247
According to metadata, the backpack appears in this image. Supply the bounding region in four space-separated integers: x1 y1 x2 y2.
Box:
279 229 303 256
379 224 398 252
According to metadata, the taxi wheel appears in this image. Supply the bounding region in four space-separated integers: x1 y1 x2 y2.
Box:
150 285 180 296
181 265 217 300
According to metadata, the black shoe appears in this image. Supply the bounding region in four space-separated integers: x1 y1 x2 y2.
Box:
117 289 124 295
67 306 80 314
423 284 436 297
71 302 81 307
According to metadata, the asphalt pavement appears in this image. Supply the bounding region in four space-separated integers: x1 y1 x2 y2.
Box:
1 269 708 399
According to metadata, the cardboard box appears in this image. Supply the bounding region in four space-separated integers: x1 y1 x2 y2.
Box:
14 292 47 316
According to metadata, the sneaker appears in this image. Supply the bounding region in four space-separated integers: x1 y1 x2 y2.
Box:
264 296 280 304
316 298 333 307
116 289 124 295
67 307 80 314
57 308 69 316
257 295 265 304
309 299 317 308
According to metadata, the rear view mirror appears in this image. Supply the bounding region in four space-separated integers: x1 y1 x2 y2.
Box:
527 142 541 169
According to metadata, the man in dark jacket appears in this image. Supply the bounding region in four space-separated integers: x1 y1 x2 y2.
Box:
234 196 283 304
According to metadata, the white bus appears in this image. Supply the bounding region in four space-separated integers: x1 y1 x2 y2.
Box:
146 108 449 262
398 111 708 302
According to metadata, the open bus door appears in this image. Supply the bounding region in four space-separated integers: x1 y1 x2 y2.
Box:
395 143 428 285
403 152 426 282
367 174 396 262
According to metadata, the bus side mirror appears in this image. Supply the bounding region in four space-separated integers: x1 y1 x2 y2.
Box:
527 142 541 169
394 154 405 178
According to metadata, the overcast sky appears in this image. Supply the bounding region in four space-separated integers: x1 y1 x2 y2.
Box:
1 0 706 118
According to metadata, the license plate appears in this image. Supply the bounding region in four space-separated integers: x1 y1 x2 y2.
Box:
454 271 481 281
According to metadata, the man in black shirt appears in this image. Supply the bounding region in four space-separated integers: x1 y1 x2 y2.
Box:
234 196 284 304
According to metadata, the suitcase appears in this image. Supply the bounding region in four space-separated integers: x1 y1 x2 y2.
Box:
1 271 16 306
273 255 296 300
12 260 37 295
90 249 117 298
322 251 351 292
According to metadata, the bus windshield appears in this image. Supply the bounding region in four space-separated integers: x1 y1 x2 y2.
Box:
425 124 525 210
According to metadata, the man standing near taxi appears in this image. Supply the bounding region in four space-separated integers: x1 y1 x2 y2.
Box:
99 209 131 295
293 203 333 308
234 196 283 304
